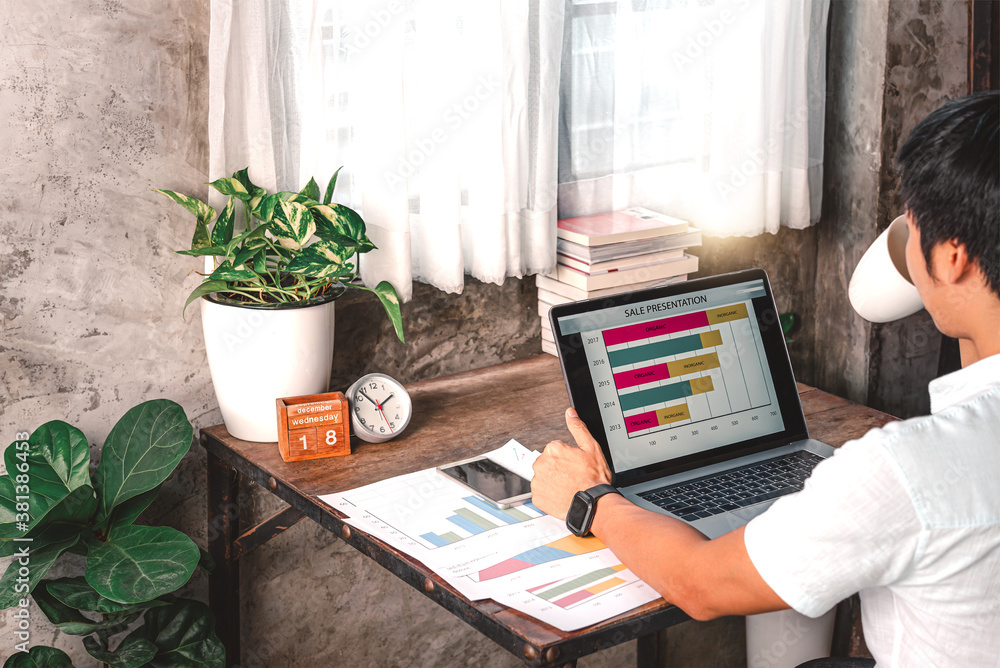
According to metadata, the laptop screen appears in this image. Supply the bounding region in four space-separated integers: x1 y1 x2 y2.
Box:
550 269 808 486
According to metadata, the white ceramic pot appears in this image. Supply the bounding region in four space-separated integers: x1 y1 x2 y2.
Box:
200 294 338 442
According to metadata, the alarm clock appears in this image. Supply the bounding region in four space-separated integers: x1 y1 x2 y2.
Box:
345 373 412 443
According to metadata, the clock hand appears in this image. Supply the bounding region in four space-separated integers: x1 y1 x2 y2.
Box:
359 388 380 408
377 404 393 431
382 393 394 405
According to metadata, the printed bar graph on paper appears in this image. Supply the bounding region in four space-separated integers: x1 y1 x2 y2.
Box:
440 532 463 544
446 513 488 535
477 534 605 581
551 576 627 608
420 532 450 547
534 566 622 601
453 508 499 531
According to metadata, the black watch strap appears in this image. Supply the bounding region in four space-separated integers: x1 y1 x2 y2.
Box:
567 484 620 536
584 484 619 502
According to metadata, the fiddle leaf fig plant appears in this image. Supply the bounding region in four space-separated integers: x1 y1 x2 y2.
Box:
155 166 405 343
0 400 224 668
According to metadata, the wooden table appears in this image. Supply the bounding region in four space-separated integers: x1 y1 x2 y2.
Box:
201 354 895 667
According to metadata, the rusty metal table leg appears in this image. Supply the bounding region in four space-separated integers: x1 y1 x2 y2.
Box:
636 630 667 667
207 450 241 668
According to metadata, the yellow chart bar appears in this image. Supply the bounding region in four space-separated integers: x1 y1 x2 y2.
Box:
547 534 606 555
706 303 749 324
655 404 691 425
586 576 627 595
611 564 627 572
689 376 715 395
699 330 724 347
666 352 721 377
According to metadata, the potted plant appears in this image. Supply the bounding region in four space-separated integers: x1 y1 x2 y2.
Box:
0 400 224 667
155 167 404 442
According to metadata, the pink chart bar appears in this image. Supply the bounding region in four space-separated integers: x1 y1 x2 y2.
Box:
603 311 710 346
625 411 658 433
614 362 671 390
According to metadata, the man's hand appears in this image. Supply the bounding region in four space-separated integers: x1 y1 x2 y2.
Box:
531 408 613 520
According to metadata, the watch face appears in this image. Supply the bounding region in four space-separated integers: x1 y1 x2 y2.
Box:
565 492 592 536
352 375 411 440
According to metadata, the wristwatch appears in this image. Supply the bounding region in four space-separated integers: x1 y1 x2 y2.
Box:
565 484 620 537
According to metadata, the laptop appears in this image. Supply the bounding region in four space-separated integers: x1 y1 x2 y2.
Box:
548 268 833 539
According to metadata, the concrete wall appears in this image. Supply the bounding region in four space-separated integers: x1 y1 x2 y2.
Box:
0 0 969 665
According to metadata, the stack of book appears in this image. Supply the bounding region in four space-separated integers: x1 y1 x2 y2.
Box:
539 207 701 356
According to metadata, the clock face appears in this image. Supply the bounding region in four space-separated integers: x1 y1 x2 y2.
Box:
350 374 411 443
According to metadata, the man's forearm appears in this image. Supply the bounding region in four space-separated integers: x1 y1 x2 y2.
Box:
589 494 787 620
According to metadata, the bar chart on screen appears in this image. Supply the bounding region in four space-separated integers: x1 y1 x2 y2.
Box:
598 302 774 437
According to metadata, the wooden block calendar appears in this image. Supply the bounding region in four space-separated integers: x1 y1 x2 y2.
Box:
276 392 351 462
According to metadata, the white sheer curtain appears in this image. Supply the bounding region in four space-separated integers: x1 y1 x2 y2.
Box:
558 0 830 237
209 0 565 300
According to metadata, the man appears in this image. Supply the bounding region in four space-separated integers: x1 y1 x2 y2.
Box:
531 91 999 667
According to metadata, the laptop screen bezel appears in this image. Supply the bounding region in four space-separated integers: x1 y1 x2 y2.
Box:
549 268 809 488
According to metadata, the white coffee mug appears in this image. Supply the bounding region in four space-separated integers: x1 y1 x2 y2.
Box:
849 214 924 323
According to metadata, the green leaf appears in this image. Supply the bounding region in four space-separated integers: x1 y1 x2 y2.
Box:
153 190 215 223
252 193 281 223
197 548 215 575
0 484 96 553
279 191 319 206
190 217 211 250
224 223 270 258
271 201 316 250
85 525 200 603
284 240 351 278
183 280 229 319
32 582 143 636
323 166 344 205
329 203 366 240
207 261 258 283
153 189 215 250
231 245 264 270
45 577 171 615
134 598 226 668
209 197 236 247
94 400 193 527
84 633 158 668
175 246 228 258
3 646 74 668
780 312 796 335
0 476 22 542
206 177 250 200
106 484 161 537
299 176 321 203
232 168 255 194
0 422 91 536
0 534 79 609
353 281 405 344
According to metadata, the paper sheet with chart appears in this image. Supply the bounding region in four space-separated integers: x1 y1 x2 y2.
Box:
318 440 661 631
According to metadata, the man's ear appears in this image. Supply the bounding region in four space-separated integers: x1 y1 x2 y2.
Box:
942 239 974 285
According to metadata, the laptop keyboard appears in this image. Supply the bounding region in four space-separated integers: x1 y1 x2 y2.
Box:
638 450 824 522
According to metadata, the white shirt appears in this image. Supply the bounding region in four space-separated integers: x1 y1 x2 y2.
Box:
744 353 1000 667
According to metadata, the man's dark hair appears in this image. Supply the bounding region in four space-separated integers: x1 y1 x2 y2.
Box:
897 90 999 297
